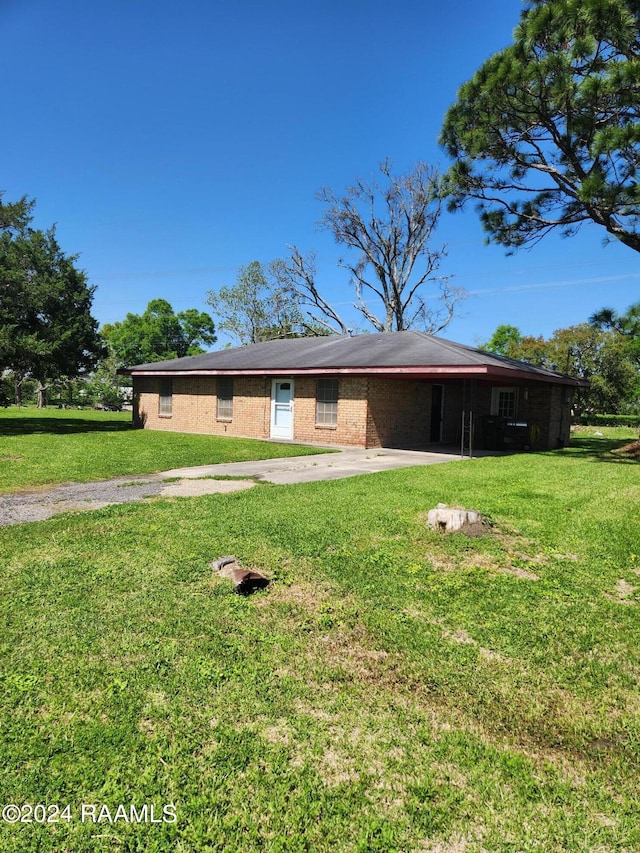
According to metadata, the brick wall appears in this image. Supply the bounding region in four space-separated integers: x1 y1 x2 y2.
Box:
132 374 572 451
134 376 271 438
292 376 369 447
133 374 370 446
540 384 571 448
471 380 571 450
366 378 431 448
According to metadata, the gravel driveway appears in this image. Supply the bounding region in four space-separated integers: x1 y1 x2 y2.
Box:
0 475 255 527
0 447 467 527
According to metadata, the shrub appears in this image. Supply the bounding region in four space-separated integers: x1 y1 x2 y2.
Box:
575 413 640 427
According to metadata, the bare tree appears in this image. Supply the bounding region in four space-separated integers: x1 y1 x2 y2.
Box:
269 248 350 336
308 160 464 333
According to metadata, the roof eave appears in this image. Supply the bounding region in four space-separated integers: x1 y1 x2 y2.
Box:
123 364 587 386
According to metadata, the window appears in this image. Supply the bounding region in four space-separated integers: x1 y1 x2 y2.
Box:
159 379 173 416
316 377 338 426
491 387 517 418
217 377 233 419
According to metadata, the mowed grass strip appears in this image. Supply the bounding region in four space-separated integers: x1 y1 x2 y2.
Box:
0 408 330 493
0 431 638 851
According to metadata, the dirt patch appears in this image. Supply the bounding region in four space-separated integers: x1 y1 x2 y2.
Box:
499 565 540 581
312 627 394 684
159 478 255 497
613 440 640 459
605 579 636 605
457 551 540 580
254 576 335 611
458 517 494 537
260 719 293 746
48 500 115 514
443 628 476 645
478 647 511 664
418 838 476 853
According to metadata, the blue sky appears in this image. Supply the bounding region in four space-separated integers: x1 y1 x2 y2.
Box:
2 0 639 348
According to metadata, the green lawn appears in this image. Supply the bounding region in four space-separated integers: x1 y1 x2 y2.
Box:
0 424 639 851
0 408 329 493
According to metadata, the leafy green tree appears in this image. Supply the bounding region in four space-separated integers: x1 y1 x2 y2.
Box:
503 323 639 413
0 192 33 233
590 300 640 364
0 216 103 407
207 261 328 345
83 352 131 410
0 192 33 394
440 0 640 253
504 334 551 367
481 324 523 355
551 324 639 413
102 299 216 367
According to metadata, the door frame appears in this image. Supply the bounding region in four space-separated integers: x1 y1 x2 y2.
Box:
430 383 445 442
270 378 294 440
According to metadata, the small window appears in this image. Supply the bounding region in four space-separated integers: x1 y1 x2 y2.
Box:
217 377 233 420
159 379 172 416
316 377 338 427
491 387 517 418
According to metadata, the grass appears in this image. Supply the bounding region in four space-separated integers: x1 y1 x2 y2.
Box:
0 419 639 851
0 408 330 493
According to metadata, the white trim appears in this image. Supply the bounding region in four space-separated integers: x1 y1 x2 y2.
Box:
270 378 294 439
490 387 518 418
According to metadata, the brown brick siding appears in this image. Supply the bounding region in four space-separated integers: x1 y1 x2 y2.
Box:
471 380 571 450
134 375 370 446
366 378 431 448
134 376 272 439
133 374 570 451
291 377 369 447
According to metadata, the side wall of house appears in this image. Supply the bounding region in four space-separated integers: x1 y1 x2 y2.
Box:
471 380 571 450
291 376 369 447
526 383 570 448
365 378 432 448
133 375 371 447
132 374 572 451
134 376 271 438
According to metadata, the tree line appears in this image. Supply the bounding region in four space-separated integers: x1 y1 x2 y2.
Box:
0 195 102 407
0 194 216 408
482 306 640 416
2 0 640 412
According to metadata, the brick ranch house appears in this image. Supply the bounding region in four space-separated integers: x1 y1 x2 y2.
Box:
121 331 587 451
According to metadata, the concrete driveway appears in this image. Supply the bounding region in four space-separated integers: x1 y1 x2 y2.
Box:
1 447 473 526
161 446 465 485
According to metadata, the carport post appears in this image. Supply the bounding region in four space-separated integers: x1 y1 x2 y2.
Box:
460 410 473 459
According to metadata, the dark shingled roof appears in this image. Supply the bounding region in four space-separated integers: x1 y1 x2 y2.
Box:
122 331 585 385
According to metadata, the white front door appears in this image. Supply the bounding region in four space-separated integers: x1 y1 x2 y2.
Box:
270 379 294 439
